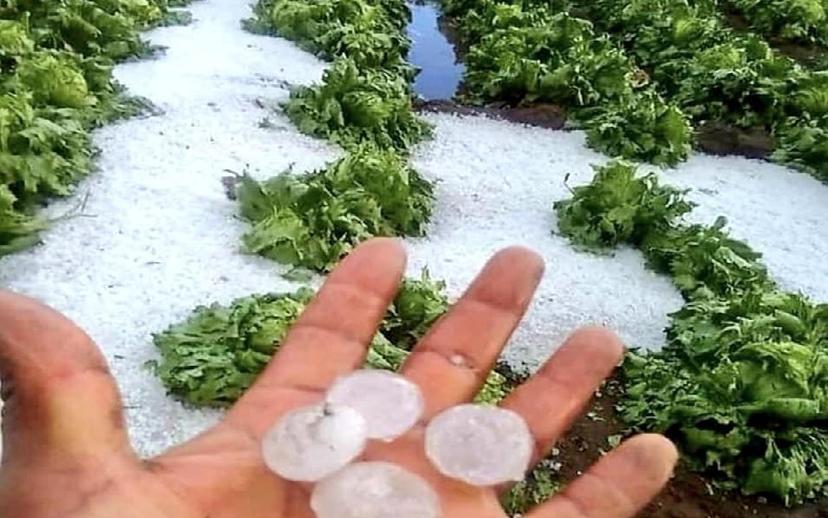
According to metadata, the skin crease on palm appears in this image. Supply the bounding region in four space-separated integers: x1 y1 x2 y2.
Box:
0 238 679 518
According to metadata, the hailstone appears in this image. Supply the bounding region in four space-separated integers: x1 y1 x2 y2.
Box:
311 461 440 518
261 402 367 482
424 404 533 486
326 370 424 441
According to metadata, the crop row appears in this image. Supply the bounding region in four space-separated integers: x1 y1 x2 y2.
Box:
555 161 828 504
445 0 694 166
151 275 510 408
0 0 192 257
574 0 828 179
239 0 436 273
445 0 828 181
716 0 828 49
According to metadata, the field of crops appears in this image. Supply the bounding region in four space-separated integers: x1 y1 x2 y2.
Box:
0 0 826 516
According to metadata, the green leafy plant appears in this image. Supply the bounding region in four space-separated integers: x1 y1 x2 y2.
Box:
448 0 694 166
623 290 828 504
0 0 184 61
463 13 634 106
580 92 692 166
237 145 434 272
151 272 513 407
152 289 313 406
570 0 828 180
0 90 92 255
251 0 409 69
452 0 564 45
284 58 430 152
15 52 94 109
0 184 46 256
381 270 449 350
662 37 791 129
553 161 693 250
502 460 562 515
554 160 828 503
642 217 771 298
772 116 828 181
0 0 191 257
727 0 828 46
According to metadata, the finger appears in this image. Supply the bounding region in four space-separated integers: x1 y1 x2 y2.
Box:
223 238 406 438
526 434 678 518
0 290 131 464
401 247 543 418
501 327 623 464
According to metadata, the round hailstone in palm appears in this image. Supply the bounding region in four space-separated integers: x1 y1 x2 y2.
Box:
311 461 440 518
424 404 533 486
326 370 424 441
261 402 367 482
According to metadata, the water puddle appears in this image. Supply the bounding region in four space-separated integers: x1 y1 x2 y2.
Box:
406 2 464 100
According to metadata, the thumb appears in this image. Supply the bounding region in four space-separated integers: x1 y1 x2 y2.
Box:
0 290 133 468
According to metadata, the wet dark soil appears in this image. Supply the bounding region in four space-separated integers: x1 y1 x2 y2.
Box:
696 121 776 160
555 376 827 518
414 98 568 130
417 98 784 161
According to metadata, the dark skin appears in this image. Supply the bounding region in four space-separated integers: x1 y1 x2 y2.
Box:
0 238 677 517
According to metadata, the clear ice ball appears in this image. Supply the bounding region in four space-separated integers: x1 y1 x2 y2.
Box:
261 402 367 482
424 404 533 486
311 461 440 518
326 369 424 441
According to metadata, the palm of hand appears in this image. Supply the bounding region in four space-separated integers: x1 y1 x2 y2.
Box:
0 239 676 518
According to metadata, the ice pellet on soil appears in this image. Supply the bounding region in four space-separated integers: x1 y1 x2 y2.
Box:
261 402 367 482
311 461 440 518
425 404 533 486
326 370 424 441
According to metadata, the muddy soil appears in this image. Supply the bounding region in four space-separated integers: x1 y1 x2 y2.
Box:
555 376 827 518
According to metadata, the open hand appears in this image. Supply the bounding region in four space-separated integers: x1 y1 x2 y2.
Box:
0 238 677 517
